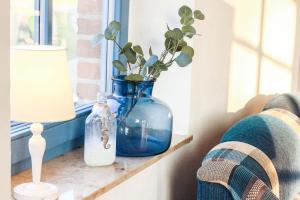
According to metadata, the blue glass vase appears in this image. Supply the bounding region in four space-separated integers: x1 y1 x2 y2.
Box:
107 76 173 157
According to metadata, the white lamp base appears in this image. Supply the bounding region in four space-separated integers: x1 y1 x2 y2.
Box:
13 182 58 200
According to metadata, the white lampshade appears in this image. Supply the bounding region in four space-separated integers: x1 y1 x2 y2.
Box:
11 45 75 123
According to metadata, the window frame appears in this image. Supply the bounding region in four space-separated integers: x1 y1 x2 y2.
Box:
11 0 130 175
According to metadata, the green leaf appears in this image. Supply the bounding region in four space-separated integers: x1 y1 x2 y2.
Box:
175 52 192 67
120 42 132 54
181 46 194 57
91 33 104 47
104 21 121 40
194 10 205 20
133 45 144 55
144 55 159 68
159 64 168 71
182 25 196 38
113 60 127 72
125 74 144 81
178 5 193 18
124 48 137 64
166 24 171 30
137 55 146 66
177 40 187 51
165 28 183 40
165 38 187 53
180 16 194 26
165 62 173 68
149 46 153 56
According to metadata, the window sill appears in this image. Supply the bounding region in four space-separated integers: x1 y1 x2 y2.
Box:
11 134 193 200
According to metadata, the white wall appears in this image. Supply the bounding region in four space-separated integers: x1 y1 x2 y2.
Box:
0 0 11 199
98 0 234 199
127 0 194 134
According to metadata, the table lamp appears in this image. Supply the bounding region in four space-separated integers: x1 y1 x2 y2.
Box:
11 46 75 200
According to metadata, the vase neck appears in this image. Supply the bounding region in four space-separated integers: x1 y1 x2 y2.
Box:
112 77 154 97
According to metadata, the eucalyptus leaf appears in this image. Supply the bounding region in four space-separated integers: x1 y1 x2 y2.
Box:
166 24 171 30
180 16 194 26
120 42 132 54
165 28 183 40
194 10 205 20
182 25 196 38
104 21 121 40
113 60 127 72
124 48 137 64
137 55 146 66
149 46 153 56
125 74 144 81
175 52 192 67
91 33 104 47
181 46 194 57
144 55 159 68
104 28 115 40
178 5 193 18
165 37 187 53
177 40 187 51
133 45 144 55
165 62 173 68
159 63 168 71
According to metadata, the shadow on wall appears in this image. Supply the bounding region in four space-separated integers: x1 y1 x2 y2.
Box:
165 0 275 199
167 0 235 199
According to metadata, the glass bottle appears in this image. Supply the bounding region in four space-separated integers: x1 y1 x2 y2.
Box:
84 93 116 166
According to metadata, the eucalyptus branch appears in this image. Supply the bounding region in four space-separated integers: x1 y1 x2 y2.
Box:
160 40 172 62
97 5 205 81
127 62 132 71
168 40 180 64
113 39 122 50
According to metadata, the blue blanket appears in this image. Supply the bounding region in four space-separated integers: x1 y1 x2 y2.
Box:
197 107 300 199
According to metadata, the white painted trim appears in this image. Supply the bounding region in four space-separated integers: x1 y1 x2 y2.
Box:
100 0 115 93
105 0 116 93
292 0 300 92
0 0 11 198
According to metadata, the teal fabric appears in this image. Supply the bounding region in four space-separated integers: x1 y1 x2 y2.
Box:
204 149 271 188
221 114 300 199
197 181 232 200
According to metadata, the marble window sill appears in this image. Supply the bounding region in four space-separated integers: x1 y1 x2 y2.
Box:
11 134 193 200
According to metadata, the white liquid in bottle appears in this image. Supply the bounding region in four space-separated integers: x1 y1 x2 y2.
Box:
84 93 116 166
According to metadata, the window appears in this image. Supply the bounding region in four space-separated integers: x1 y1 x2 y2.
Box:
225 0 299 111
12 0 108 102
10 0 129 174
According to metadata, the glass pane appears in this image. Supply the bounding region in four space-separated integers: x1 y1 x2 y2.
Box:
53 0 105 102
263 0 296 66
227 42 259 112
224 0 262 47
11 0 35 45
260 58 292 94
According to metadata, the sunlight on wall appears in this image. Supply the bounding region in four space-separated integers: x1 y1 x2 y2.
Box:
263 0 296 66
226 0 297 112
260 58 292 94
228 43 258 111
225 0 261 47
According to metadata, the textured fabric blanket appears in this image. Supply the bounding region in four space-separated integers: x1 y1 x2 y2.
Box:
197 107 300 199
197 141 279 199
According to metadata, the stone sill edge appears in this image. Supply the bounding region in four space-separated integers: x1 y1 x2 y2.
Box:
85 134 193 200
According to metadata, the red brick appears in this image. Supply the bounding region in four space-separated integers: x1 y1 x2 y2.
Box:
77 39 101 58
77 83 99 101
77 62 100 80
78 0 103 15
77 18 102 35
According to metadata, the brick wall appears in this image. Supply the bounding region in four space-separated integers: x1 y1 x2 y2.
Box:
76 0 103 101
